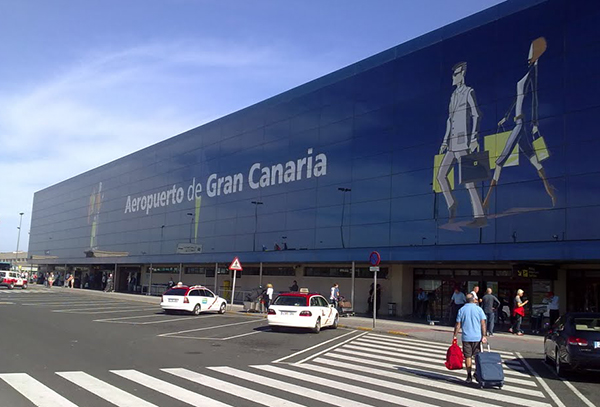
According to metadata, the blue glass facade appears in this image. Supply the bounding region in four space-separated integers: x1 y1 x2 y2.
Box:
29 0 600 267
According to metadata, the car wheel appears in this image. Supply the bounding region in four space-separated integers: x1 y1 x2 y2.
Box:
331 314 339 329
22 283 27 290
8 283 14 290
219 302 226 314
312 317 321 333
192 304 201 316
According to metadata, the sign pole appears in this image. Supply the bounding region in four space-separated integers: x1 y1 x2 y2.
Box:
231 269 237 311
373 269 377 328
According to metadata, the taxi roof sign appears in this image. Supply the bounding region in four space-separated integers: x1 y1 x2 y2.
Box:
228 257 243 271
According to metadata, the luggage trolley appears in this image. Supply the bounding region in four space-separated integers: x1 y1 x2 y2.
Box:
338 296 354 317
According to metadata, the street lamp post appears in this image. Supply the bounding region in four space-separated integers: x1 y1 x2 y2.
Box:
186 213 194 243
337 188 351 249
15 212 24 263
160 225 165 254
251 201 263 251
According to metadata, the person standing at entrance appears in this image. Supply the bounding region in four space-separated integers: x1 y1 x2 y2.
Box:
265 283 274 310
470 285 482 305
510 289 528 335
453 294 487 383
543 291 560 325
330 283 340 309
449 287 466 325
482 288 501 336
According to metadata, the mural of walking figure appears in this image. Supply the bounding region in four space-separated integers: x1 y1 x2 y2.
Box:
483 37 556 208
437 62 486 227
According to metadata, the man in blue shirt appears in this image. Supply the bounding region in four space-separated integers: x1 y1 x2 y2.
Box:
453 294 487 383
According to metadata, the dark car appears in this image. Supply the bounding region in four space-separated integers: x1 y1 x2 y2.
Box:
544 312 600 376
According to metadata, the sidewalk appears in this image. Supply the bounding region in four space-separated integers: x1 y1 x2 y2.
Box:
71 288 544 355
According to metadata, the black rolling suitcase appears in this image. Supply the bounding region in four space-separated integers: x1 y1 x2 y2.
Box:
475 344 504 388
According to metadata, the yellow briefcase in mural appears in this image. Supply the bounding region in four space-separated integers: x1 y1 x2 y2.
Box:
432 154 454 193
533 135 550 162
484 130 519 169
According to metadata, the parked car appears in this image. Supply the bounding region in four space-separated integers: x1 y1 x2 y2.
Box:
0 270 28 289
160 285 227 315
544 312 600 376
267 291 339 333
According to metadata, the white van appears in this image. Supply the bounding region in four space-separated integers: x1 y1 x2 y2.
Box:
0 271 28 289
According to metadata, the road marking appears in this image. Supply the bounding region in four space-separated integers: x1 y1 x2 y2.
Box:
271 329 359 363
158 318 264 336
366 332 517 357
97 314 220 325
111 369 231 407
0 301 15 304
354 338 524 367
293 331 369 365
163 368 307 407
210 366 375 407
298 362 508 407
164 331 264 341
54 307 157 314
0 373 78 407
342 343 529 378
313 356 547 403
22 300 125 307
334 347 537 387
540 358 596 407
518 352 568 407
57 371 158 407
254 364 440 407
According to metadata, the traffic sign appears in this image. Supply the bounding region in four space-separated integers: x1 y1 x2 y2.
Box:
369 266 380 272
228 257 243 271
369 251 381 266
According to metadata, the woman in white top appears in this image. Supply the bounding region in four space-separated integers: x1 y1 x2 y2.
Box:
265 284 274 310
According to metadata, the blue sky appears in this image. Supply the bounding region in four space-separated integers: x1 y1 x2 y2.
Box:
0 0 503 252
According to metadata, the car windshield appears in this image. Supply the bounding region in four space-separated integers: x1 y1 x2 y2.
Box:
573 318 600 332
163 288 188 296
273 296 307 306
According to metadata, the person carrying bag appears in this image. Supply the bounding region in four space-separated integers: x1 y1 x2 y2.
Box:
445 338 464 370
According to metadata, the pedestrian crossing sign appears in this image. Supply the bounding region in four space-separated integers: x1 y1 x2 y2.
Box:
228 257 243 271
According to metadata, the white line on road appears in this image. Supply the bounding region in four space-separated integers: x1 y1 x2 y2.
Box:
311 357 548 404
0 373 78 407
516 352 566 407
97 314 221 325
254 364 440 407
163 368 307 407
57 371 158 407
293 331 369 365
165 331 264 341
111 369 231 407
210 366 375 407
271 329 359 363
158 319 264 336
93 313 178 322
53 307 157 314
541 358 596 407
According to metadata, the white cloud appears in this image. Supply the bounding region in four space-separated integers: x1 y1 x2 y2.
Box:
0 38 342 252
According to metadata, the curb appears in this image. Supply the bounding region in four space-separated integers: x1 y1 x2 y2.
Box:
338 324 409 336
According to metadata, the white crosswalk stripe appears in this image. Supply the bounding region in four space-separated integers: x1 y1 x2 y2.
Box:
0 333 561 407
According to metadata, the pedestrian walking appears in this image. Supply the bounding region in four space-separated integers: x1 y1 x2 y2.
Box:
104 273 114 292
510 289 528 335
448 287 466 325
265 283 274 310
416 289 428 319
330 283 340 310
482 288 501 336
453 294 487 383
543 291 560 325
47 272 54 288
368 284 382 315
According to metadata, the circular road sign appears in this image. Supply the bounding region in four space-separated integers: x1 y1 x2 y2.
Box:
369 251 381 266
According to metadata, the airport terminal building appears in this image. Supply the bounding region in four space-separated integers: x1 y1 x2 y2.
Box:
28 0 600 321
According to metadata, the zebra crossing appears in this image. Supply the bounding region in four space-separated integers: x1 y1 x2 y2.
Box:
0 332 557 407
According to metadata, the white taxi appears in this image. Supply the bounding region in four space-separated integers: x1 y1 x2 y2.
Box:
267 290 339 333
0 270 28 290
161 285 227 315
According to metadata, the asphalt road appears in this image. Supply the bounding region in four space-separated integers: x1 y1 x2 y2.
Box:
0 286 597 407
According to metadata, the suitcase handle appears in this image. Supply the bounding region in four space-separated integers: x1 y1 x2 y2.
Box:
480 343 491 352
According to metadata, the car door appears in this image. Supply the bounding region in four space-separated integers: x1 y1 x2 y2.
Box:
188 289 201 308
201 289 217 310
318 296 334 326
